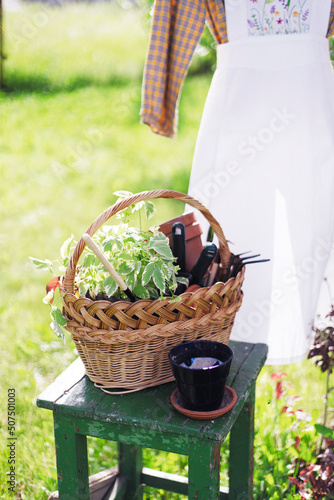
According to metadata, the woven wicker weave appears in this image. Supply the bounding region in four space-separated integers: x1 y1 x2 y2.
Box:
61 190 245 393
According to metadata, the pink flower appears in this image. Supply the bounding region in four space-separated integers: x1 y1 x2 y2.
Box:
271 371 288 381
275 381 285 400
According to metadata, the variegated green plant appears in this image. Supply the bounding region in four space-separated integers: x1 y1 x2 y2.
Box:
30 192 188 340
73 223 186 300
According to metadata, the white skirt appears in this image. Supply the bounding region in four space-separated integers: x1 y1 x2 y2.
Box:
188 34 334 364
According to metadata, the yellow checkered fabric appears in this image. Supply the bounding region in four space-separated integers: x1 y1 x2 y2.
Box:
328 3 334 37
141 0 334 138
140 0 227 138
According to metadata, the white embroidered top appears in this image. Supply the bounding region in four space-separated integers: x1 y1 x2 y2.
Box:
247 0 312 35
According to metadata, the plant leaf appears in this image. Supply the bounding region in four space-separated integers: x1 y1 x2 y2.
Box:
153 267 165 292
176 275 189 286
149 235 174 260
101 237 113 252
29 257 54 272
118 261 135 275
114 237 123 251
118 252 135 261
51 307 67 326
60 235 75 259
142 262 155 285
113 190 133 198
133 284 150 299
144 201 156 220
103 276 118 296
146 286 159 299
169 295 181 303
314 424 334 439
82 253 96 268
126 270 136 290
160 261 173 279
134 260 142 274
50 320 65 342
132 200 144 212
78 281 88 298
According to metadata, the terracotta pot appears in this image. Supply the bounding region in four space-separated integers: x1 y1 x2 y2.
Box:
159 212 203 272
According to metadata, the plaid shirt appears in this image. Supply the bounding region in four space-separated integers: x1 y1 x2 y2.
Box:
141 0 334 138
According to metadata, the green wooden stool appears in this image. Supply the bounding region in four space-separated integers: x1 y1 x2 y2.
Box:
37 340 267 500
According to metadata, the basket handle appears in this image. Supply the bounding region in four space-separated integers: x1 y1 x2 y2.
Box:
62 189 232 293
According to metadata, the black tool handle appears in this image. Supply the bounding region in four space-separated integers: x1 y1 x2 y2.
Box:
190 243 217 285
172 222 186 273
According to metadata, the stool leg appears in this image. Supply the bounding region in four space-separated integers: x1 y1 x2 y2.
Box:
53 413 89 500
118 443 143 499
229 385 255 500
188 438 221 499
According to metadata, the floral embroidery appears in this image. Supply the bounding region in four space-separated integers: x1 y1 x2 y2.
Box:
247 0 312 36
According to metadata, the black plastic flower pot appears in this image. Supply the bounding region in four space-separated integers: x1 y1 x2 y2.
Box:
168 340 234 411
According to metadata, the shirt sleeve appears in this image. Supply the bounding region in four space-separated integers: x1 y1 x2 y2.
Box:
140 0 206 138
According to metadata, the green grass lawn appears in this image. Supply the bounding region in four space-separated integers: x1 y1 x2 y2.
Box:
0 3 333 499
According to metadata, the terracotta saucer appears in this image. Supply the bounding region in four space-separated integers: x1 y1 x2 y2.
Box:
170 386 237 420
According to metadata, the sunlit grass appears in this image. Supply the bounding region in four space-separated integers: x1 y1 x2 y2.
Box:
3 3 149 91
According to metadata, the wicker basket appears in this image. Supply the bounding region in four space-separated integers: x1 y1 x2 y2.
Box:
61 190 245 393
